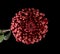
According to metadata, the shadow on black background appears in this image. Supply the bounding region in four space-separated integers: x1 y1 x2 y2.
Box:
0 0 56 53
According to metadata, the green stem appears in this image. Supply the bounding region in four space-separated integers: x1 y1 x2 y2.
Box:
0 29 11 43
2 29 11 33
4 30 11 40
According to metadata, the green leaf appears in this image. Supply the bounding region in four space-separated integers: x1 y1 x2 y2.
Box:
0 35 4 43
0 30 2 33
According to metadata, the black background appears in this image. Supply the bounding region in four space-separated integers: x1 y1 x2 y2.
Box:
0 0 56 53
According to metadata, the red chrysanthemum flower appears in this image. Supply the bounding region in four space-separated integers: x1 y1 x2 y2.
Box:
10 8 48 45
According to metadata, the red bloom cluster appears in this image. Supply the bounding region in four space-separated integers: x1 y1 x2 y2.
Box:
10 8 48 45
